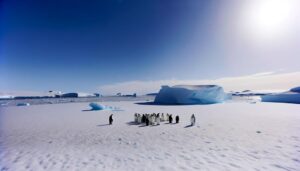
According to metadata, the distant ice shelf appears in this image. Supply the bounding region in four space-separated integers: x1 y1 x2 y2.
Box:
261 86 300 104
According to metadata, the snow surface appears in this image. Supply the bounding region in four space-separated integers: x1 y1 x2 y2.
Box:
155 85 228 104
1 101 300 171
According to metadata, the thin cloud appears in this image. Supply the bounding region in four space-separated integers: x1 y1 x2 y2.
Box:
98 71 300 95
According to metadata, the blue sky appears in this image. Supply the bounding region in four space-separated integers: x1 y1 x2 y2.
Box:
1 0 300 93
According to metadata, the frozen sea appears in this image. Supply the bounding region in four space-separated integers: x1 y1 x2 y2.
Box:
0 98 299 170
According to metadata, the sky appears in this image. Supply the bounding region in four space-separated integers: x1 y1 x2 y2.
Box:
1 0 300 94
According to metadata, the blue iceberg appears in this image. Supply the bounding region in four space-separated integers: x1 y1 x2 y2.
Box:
154 85 228 105
89 103 123 111
16 103 30 106
89 103 105 110
261 86 300 104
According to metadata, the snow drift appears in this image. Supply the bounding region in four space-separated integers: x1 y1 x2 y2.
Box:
154 85 228 104
261 86 300 104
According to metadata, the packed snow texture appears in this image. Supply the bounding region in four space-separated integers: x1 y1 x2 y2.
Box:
154 85 228 104
0 101 299 171
261 86 300 104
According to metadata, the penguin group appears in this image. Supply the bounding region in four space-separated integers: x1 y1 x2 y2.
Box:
134 113 181 126
109 113 196 126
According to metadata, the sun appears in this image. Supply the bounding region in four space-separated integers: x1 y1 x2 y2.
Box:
240 0 298 42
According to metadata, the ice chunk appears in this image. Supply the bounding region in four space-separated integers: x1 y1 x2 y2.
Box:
89 103 122 111
0 95 14 99
89 103 105 110
290 86 300 93
16 103 30 106
60 93 78 98
154 85 228 105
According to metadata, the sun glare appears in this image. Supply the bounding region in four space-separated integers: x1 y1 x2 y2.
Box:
240 0 298 42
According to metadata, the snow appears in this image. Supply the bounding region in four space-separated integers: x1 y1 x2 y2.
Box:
154 85 228 104
0 101 300 171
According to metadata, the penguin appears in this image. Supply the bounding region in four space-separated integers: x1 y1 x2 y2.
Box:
152 114 156 125
109 114 113 125
169 115 173 124
137 114 142 123
156 114 160 125
191 114 196 126
148 114 152 125
134 113 138 123
161 113 165 122
175 115 179 124
145 117 149 126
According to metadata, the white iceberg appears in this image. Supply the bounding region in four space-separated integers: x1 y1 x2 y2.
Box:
154 85 228 105
0 95 14 99
261 86 300 104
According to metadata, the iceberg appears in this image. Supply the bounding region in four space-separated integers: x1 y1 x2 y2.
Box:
290 86 300 93
89 103 122 111
0 95 14 99
16 103 30 106
89 103 106 110
261 86 300 104
154 85 228 105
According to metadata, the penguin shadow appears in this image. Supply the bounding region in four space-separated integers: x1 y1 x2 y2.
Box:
139 125 148 127
184 124 193 128
82 109 94 112
126 121 140 126
164 122 178 125
97 124 110 127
